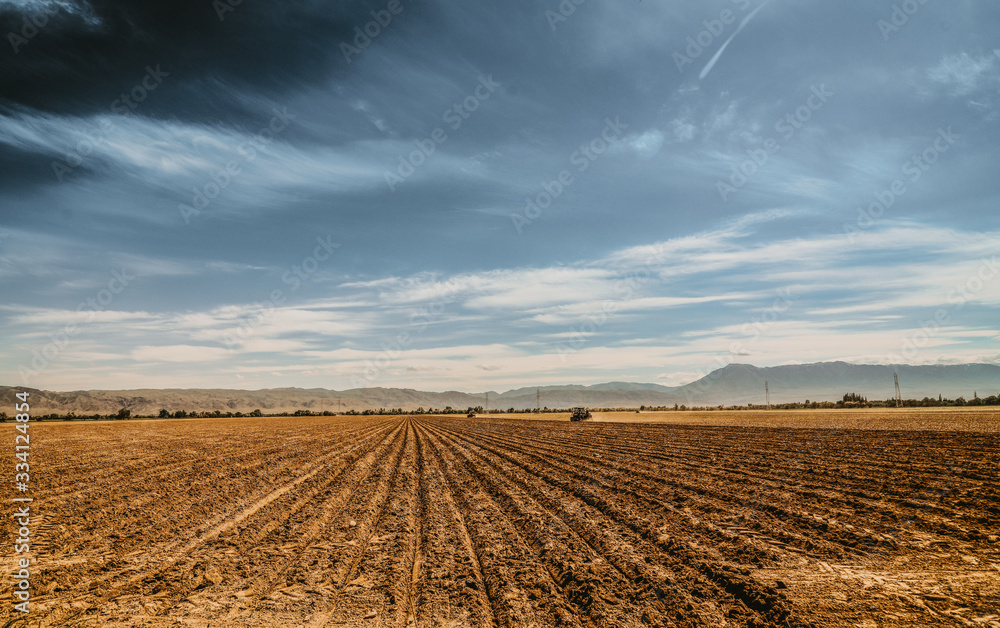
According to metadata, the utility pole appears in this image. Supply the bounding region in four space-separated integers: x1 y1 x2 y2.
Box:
894 373 902 407
485 391 489 414
765 380 771 410
536 388 540 413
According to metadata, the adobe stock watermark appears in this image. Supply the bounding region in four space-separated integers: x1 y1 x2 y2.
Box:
716 84 833 201
6 0 64 53
222 235 339 349
885 256 998 363
384 74 500 191
845 127 957 243
681 287 794 405
544 0 590 31
672 0 754 73
212 0 247 21
340 0 413 63
350 279 463 387
51 65 169 182
877 0 932 42
510 116 628 234
179 107 297 224
17 267 136 384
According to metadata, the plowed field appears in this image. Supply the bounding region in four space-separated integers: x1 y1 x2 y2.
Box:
4 414 999 627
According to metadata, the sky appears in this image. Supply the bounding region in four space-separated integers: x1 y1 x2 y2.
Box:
1 0 998 392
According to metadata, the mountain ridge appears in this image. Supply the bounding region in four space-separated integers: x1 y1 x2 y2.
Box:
3 361 998 414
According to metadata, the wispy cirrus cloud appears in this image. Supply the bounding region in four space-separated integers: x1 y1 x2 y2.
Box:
927 51 1000 97
2 213 997 390
0 0 998 391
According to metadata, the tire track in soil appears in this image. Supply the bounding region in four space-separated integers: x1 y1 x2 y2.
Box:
507 422 994 549
422 420 685 627
304 418 411 626
417 419 584 628
45 419 400 624
398 419 423 627
35 419 392 581
501 422 869 560
10 415 997 628
412 419 496 628
423 420 738 627
312 418 423 626
262 418 417 623
151 419 406 617
441 420 789 565
33 440 298 578
241 420 407 605
426 418 797 628
425 420 770 626
595 424 994 551
17 418 392 621
424 426 625 626
438 417 998 627
454 420 885 561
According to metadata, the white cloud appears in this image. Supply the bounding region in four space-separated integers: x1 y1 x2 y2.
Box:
0 108 438 217
3 213 999 392
131 345 230 363
670 118 697 143
619 129 665 158
706 100 740 136
1 0 102 27
351 99 392 135
527 294 756 325
3 306 157 327
656 372 702 386
927 51 1000 96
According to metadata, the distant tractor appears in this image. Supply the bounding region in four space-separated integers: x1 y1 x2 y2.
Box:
467 411 476 418
570 407 592 421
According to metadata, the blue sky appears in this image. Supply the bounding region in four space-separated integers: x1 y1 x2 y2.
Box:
1 0 998 392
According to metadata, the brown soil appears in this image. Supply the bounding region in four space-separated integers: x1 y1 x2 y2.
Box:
3 414 998 627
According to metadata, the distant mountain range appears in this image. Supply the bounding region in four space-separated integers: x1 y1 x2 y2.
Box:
3 362 999 415
668 362 1000 405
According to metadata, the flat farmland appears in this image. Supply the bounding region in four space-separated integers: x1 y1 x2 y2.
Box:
492 408 1000 432
3 414 999 627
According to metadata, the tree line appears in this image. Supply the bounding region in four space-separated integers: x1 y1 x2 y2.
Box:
2 392 997 422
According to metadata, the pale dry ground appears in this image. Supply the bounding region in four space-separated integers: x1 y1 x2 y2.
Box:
484 407 1000 432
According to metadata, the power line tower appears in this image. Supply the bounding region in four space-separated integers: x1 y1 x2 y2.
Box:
765 380 770 409
485 391 489 414
536 388 540 413
893 373 902 407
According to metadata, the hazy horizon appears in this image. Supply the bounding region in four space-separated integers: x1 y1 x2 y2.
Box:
2 1 999 392
6 360 1000 398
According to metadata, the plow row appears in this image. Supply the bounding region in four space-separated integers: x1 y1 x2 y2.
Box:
3 415 998 627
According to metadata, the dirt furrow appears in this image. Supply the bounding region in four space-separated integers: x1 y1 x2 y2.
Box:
304 418 411 625
38 419 400 623
426 419 798 628
411 419 496 627
418 420 585 628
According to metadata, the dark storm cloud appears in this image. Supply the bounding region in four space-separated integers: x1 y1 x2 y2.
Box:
0 0 380 118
